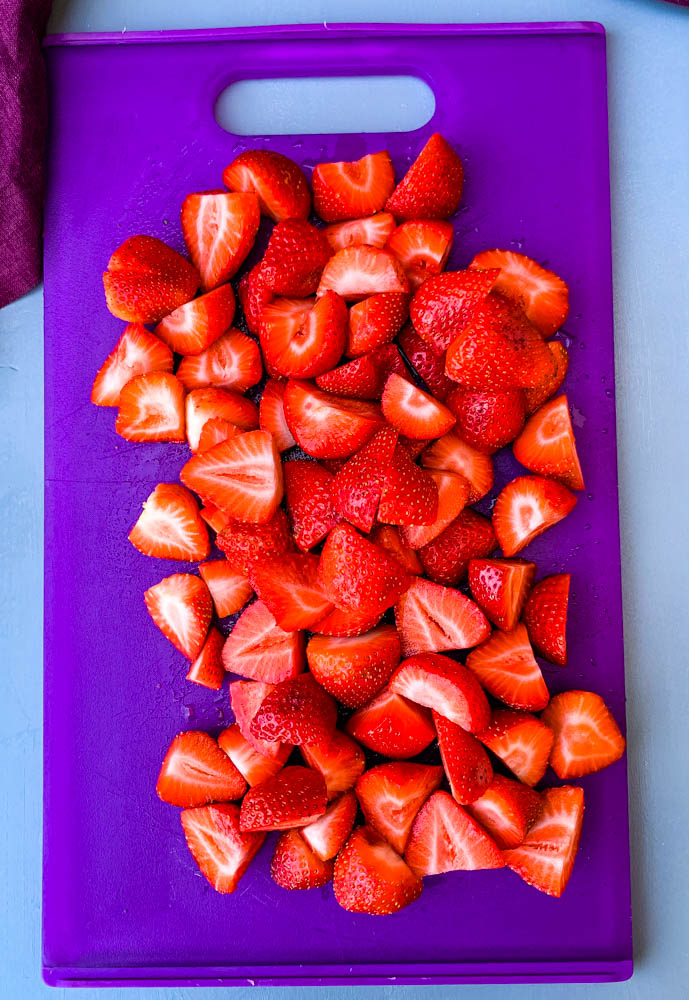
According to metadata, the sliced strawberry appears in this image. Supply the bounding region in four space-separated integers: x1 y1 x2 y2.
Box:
283 459 341 551
386 220 454 291
318 523 411 616
377 444 440 528
492 475 577 556
419 508 496 586
368 342 408 382
541 690 626 778
355 762 443 855
309 605 384 638
223 149 311 222
447 385 526 455
250 673 337 746
199 503 230 534
470 249 569 338
394 577 490 657
301 791 358 861
259 379 297 452
513 394 584 490
181 802 264 894
103 234 199 324
238 261 273 334
313 151 395 222
330 426 398 532
397 324 453 402
522 573 570 666
240 766 328 832
181 190 260 291
345 686 435 759
409 269 499 352
346 291 409 356
390 652 491 731
222 601 304 683
405 790 504 876
216 508 295 573
503 785 585 896
323 212 396 252
92 323 173 407
422 430 494 503
334 826 423 915
315 353 382 399
176 327 263 393
306 624 401 709
186 627 226 690
317 246 409 302
524 340 569 414
260 219 333 297
115 371 185 442
369 524 424 574
400 470 469 549
381 373 456 440
271 829 334 889
283 380 385 459
144 573 212 659
249 553 333 631
259 292 347 379
466 625 549 712
218 723 290 787
197 418 240 453
386 133 464 220
466 774 541 850
229 679 288 758
468 557 536 631
434 713 493 804
185 387 258 452
128 483 209 562
156 730 246 807
300 730 366 799
154 284 235 355
477 709 554 787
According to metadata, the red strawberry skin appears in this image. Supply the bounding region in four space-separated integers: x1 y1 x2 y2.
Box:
261 219 333 297
270 829 334 889
103 235 199 324
345 686 435 759
283 460 342 551
410 269 499 353
434 713 493 804
318 523 412 616
186 627 226 690
333 826 423 915
217 509 295 574
306 625 401 709
447 386 526 455
522 573 570 665
223 149 311 222
249 673 338 746
239 766 328 832
385 133 464 221
397 323 454 402
468 557 536 632
419 509 496 586
300 731 366 799
330 426 399 532
346 291 410 357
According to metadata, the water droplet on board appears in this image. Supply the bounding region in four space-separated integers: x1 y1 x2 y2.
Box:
182 704 195 721
605 388 613 398
584 523 591 531
579 342 586 350
601 427 608 435
586 493 594 501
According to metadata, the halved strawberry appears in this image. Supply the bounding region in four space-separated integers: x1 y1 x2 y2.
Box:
389 652 491 731
405 790 504 876
466 625 549 712
222 601 304 683
260 219 333 297
541 690 626 778
434 713 493 804
199 503 230 534
367 342 408 382
185 387 258 452
271 829 334 889
103 234 199 324
419 508 496 586
334 826 423 914
355 762 443 855
315 353 382 399
522 573 570 665
259 379 297 452
144 573 212 659
313 151 395 222
318 523 411 616
369 525 424 574
223 149 311 222
381 373 456 440
156 730 246 807
249 553 333 631
92 323 173 407
524 340 569 414
503 785 585 897
250 673 337 746
154 284 235 355
306 625 401 709
181 430 283 523
468 558 536 631
513 394 584 490
317 246 409 301
197 418 239 453
330 426 398 532
283 459 341 550
259 292 347 379
470 249 569 337
323 212 396 252
346 291 410 356
301 791 358 861
128 483 209 562
116 371 186 442
176 327 263 393
447 385 526 455
477 709 554 786
397 324 453 402
376 444 440 527
409 269 499 352
218 723 291 786
181 190 260 291
229 679 287 758
300 730 366 799
421 430 494 503
186 627 226 690
283 380 385 459
492 475 577 556
399 470 469 549
240 766 327 832
345 686 435 759
386 220 454 291
216 508 295 573
386 133 464 220
238 262 272 334
394 577 490 656
466 774 541 850
180 802 264 894
309 605 384 638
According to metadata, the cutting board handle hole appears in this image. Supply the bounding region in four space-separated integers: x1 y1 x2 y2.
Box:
215 76 435 135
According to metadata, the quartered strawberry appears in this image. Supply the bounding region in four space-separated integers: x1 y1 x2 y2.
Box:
345 686 435 759
197 418 239 453
223 149 311 222
405 790 505 876
318 523 412 616
249 553 333 631
283 460 341 550
259 292 347 379
186 627 226 690
91 323 173 406
541 690 626 778
434 713 493 804
386 220 454 291
222 601 305 683
468 557 536 632
116 371 186 442
199 503 230 534
492 475 577 556
144 573 212 660
156 730 246 807
466 625 549 712
381 373 456 440
524 340 569 414
309 605 384 638
466 774 541 850
250 673 337 746
367 342 408 382
323 212 396 252
260 219 333 297
283 380 385 459
128 483 209 562
419 508 496 586
470 249 569 338
218 723 291 787
399 470 469 549
315 353 382 399
216 508 295 574
395 576 491 656
259 379 297 451
346 291 410 356
330 426 399 532
300 730 366 799
355 762 443 855
523 573 570 665
176 327 263 393
181 190 260 291
386 133 464 221
369 524 424 575
301 791 358 861
513 394 585 490
477 709 554 787
185 387 258 452
334 826 423 915
229 679 288 758
313 151 395 222
271 829 334 890
389 652 491 731
181 802 264 894
103 234 200 324
447 385 526 455
317 246 409 301
503 785 585 897
154 283 235 355
238 261 273 334
421 430 494 503
397 324 453 402
306 624 401 709
240 766 328 832
409 269 499 353
181 430 283 523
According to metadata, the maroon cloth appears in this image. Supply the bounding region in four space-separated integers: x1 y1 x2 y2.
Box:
0 0 53 308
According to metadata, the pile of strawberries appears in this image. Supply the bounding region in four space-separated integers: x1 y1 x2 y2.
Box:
93 133 626 915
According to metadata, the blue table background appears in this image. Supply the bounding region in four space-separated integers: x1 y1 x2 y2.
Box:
1 0 688 997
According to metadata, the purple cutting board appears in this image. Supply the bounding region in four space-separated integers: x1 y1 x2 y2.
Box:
42 22 631 988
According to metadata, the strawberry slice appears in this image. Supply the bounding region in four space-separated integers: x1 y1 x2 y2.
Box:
389 652 491 731
477 709 554 787
306 624 401 709
217 509 295 574
309 605 384 638
345 686 435 759
434 713 493 804
492 475 577 556
250 673 337 746
181 190 260 291
470 249 569 338
541 690 626 778
399 470 469 549
222 601 305 683
249 553 333 631
313 151 396 222
468 557 536 631
301 791 358 861
181 430 283 523
346 291 410 356
156 730 246 807
197 418 239 453
386 220 454 291
394 577 490 656
180 802 264 894
223 149 311 222
397 324 453 402
422 430 494 503
240 766 328 832
315 353 382 399
324 212 396 252
260 219 333 297
466 774 541 850
522 573 570 665
229 679 288 758
259 379 297 452
103 234 199 324
238 262 273 334
128 483 209 562
368 342 408 381
300 730 366 799
466 625 549 712
524 340 569 414
386 133 464 220
176 327 263 393
377 444 440 527
186 627 226 690
283 460 341 551
270 829 334 889
330 426 399 532
283 380 385 459
513 394 585 490
355 762 443 855
218 723 291 787
154 284 235 355
409 269 499 352
92 323 173 407
185 387 258 453
259 292 347 379
116 371 186 442
381 373 456 440
199 503 230 534
334 826 423 915
318 523 412 616
419 508 496 586
369 525 424 575
503 785 585 896
447 385 526 455
317 246 409 301
144 573 212 659
404 790 505 876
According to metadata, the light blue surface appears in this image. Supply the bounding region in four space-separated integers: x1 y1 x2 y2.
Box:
1 0 688 997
